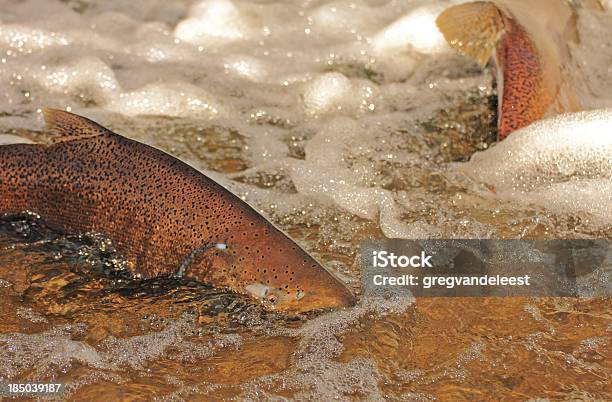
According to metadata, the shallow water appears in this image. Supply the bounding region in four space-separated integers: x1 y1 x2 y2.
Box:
0 0 611 400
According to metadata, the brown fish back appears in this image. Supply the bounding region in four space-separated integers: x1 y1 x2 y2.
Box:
495 17 549 139
3 121 236 276
0 110 355 313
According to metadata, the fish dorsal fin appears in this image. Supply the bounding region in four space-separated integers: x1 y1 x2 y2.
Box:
436 1 507 68
43 108 112 142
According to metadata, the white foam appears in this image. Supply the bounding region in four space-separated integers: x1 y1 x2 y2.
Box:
33 57 119 103
174 0 248 44
223 55 267 81
0 314 241 380
240 295 413 399
289 117 398 219
110 82 222 118
372 5 450 55
303 72 353 114
0 325 107 378
0 24 70 50
460 110 612 223
101 314 241 369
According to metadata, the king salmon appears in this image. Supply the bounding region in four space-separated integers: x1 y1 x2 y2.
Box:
0 109 355 313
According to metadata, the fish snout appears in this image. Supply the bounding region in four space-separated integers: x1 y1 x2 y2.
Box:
287 274 356 313
238 243 355 313
270 254 356 314
218 221 356 313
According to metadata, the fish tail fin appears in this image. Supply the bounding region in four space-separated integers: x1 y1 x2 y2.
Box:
436 1 507 68
43 108 112 142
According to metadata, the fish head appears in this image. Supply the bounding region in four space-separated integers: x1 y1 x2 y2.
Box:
240 232 356 314
198 218 355 314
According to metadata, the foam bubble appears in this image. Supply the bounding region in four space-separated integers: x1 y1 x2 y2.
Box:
288 117 398 219
0 325 107 378
460 110 612 224
174 0 247 44
110 82 222 118
309 1 375 39
33 57 119 103
303 72 353 114
0 313 241 380
240 296 413 399
372 5 450 54
0 24 70 51
101 313 241 369
223 55 267 81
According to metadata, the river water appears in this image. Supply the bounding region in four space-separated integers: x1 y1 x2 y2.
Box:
0 0 611 400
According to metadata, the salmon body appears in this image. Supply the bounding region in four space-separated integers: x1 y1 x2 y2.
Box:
436 0 583 139
0 109 355 313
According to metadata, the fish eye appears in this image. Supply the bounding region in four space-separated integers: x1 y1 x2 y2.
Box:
266 293 277 304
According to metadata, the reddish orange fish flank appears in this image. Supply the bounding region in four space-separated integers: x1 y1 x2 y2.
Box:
436 0 583 140
0 109 355 313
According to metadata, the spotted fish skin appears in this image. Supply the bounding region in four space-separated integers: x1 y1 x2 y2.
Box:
436 1 581 140
0 109 355 313
495 15 549 139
